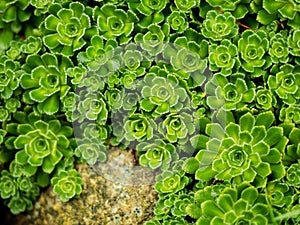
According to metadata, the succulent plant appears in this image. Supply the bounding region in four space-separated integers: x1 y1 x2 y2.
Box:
184 111 286 187
21 53 73 115
166 11 188 34
134 23 170 56
14 119 73 175
41 2 97 56
269 31 290 63
268 64 300 106
155 170 190 194
206 73 255 111
139 73 189 116
208 39 240 76
196 183 270 224
137 139 178 170
202 10 239 41
238 30 270 77
94 3 138 44
0 55 20 99
51 169 82 202
288 28 300 56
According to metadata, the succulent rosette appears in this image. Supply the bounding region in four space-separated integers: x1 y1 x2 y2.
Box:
51 169 82 202
263 0 300 28
124 113 156 142
21 53 73 115
0 0 31 33
254 87 277 110
279 105 300 124
137 139 178 170
166 11 188 34
139 73 189 115
13 119 73 176
202 10 239 41
288 28 300 56
206 73 255 111
208 39 240 76
174 0 200 12
158 111 195 144
269 31 290 63
77 35 118 71
184 111 286 187
135 23 170 56
0 55 20 99
155 170 190 194
41 2 97 56
127 0 167 27
75 138 107 165
238 30 270 77
268 64 300 106
195 183 270 224
94 3 138 44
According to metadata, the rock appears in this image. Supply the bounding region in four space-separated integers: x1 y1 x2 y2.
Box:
13 148 158 225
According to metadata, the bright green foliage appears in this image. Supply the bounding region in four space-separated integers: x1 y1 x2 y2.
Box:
280 105 300 124
0 56 20 99
127 0 167 28
208 39 240 76
0 0 300 220
21 36 43 54
94 4 138 44
75 138 107 165
254 87 277 110
124 113 156 142
77 93 108 123
135 23 170 56
77 35 118 71
137 139 178 170
0 170 18 199
174 0 200 12
202 10 239 41
196 183 269 224
206 73 255 111
21 53 73 115
285 162 300 186
165 34 208 78
268 64 300 105
0 170 40 214
30 0 55 16
140 73 189 115
155 170 190 194
185 111 286 187
51 169 82 202
158 111 195 144
288 29 300 56
41 2 97 56
238 30 270 77
263 0 300 28
0 0 31 33
14 119 73 175
269 31 289 63
166 11 188 34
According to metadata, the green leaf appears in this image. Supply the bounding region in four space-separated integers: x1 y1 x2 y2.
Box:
264 127 283 146
255 111 275 128
195 165 217 181
183 157 199 174
289 128 300 144
202 200 224 217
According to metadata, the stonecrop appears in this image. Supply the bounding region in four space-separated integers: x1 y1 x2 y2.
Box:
0 0 299 223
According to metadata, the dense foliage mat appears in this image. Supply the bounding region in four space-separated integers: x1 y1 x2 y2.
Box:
0 0 300 224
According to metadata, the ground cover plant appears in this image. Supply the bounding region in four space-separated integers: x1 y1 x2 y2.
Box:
0 0 300 224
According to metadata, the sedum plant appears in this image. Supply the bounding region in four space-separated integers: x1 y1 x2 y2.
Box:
41 2 98 56
0 0 300 222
